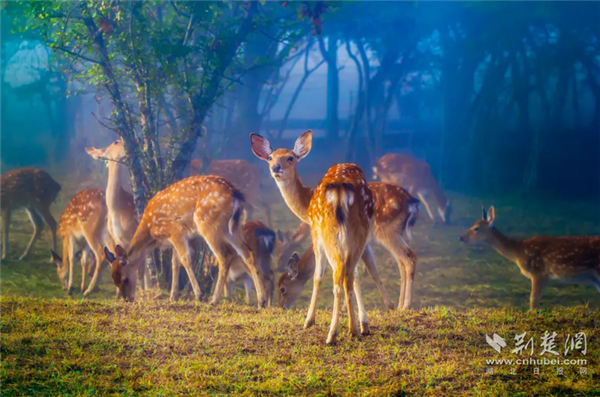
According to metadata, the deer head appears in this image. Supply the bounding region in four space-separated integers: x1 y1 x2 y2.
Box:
86 139 126 163
459 206 495 244
250 130 312 184
278 252 305 309
104 245 137 301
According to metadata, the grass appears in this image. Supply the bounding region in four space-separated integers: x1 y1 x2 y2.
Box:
1 176 600 395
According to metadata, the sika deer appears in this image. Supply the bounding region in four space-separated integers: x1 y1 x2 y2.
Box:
51 189 112 294
1 168 61 261
85 140 138 248
460 206 600 310
190 159 271 227
103 176 270 307
278 249 314 309
219 221 276 305
274 222 310 272
373 153 451 224
251 130 419 310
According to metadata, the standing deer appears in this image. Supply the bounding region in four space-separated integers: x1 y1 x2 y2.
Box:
102 176 271 307
373 153 451 224
51 189 112 294
251 130 419 311
84 140 140 295
190 159 271 227
460 206 600 310
1 168 61 261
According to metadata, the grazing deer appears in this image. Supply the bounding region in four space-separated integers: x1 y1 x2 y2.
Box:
460 206 600 310
51 189 112 294
274 222 310 272
1 168 61 261
103 176 270 307
278 249 314 309
373 153 451 224
251 130 419 311
219 221 276 305
190 159 272 227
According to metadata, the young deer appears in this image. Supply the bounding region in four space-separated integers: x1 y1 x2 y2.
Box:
190 159 271 227
274 222 310 272
1 168 61 261
251 130 419 311
51 189 112 294
278 249 314 309
373 153 451 224
460 206 600 310
219 221 276 305
103 176 271 307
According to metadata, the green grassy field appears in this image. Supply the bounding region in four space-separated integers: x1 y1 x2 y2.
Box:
1 177 600 395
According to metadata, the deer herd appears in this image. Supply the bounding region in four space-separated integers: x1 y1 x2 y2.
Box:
1 130 599 344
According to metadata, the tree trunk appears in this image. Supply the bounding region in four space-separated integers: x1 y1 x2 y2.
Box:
319 35 339 143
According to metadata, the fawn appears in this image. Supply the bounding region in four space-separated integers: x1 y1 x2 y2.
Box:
103 176 271 306
251 130 419 311
373 153 451 224
460 206 600 310
218 221 276 305
1 168 61 261
190 158 271 227
51 189 113 294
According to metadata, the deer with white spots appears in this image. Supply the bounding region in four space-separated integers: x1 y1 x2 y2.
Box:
1 168 61 261
103 176 271 306
251 130 419 311
190 159 271 227
460 206 600 310
51 189 113 294
373 153 451 224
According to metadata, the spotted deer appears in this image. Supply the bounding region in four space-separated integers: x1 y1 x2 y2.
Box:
373 153 451 224
51 189 112 294
218 221 276 306
1 168 61 261
460 206 600 310
278 249 314 308
251 130 419 311
85 140 138 248
190 159 271 227
103 176 270 306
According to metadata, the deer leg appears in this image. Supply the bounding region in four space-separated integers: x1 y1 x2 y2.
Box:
82 218 108 297
399 246 417 310
244 275 253 305
326 264 344 345
417 192 435 221
35 203 58 261
361 244 394 310
304 243 327 330
1 207 11 260
224 231 267 308
66 237 77 294
80 246 88 293
171 237 201 301
170 251 181 301
19 208 44 260
530 276 547 311
352 267 370 336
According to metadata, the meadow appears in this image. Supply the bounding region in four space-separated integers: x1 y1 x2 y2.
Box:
1 177 599 395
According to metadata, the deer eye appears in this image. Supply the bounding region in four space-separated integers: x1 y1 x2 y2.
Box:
113 140 119 145
280 287 286 294
474 227 480 232
287 156 294 163
267 156 272 161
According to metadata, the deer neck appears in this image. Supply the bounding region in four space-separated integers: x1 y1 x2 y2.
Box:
486 227 521 262
275 172 313 224
106 162 128 212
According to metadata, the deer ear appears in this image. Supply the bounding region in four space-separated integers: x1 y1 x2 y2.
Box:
250 133 273 161
487 206 495 227
287 252 300 279
293 130 312 160
104 247 116 263
114 245 128 260
481 206 487 221
85 147 104 160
